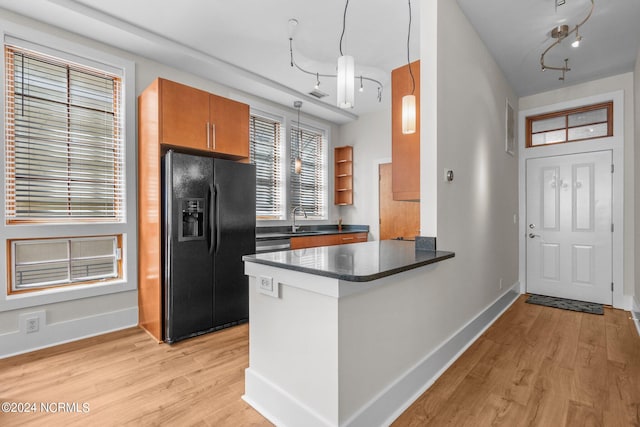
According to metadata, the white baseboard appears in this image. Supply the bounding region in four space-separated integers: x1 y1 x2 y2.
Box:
244 368 335 427
633 296 640 337
0 307 138 359
349 284 520 427
243 285 520 427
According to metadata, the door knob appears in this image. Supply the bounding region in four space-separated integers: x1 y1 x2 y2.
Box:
529 233 540 238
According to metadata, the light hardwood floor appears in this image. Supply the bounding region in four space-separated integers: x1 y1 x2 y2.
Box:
1 296 639 426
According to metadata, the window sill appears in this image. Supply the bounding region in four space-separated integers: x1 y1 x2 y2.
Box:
0 278 134 313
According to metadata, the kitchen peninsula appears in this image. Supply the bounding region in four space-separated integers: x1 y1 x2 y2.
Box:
242 240 454 427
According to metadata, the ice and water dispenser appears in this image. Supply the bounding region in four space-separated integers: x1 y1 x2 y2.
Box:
178 198 205 241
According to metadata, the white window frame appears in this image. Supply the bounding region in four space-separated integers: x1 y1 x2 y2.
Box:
250 108 286 220
0 19 137 312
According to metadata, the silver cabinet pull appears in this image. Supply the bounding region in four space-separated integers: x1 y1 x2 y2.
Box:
211 123 216 149
206 122 210 149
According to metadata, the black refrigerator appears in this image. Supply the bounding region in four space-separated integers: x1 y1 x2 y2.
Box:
162 150 256 343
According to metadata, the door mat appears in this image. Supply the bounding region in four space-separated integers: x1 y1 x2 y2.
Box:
525 294 604 315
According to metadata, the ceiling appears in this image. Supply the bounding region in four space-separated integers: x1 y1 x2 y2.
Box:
0 0 637 124
457 0 640 97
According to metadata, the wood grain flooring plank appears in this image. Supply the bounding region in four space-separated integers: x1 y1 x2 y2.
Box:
2 298 639 427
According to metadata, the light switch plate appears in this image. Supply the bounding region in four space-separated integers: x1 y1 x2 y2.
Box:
258 276 279 298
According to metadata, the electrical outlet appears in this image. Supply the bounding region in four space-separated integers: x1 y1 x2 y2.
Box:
26 317 39 333
20 311 45 335
260 276 273 292
258 276 279 298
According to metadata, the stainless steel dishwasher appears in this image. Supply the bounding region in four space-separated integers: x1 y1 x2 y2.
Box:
255 238 291 253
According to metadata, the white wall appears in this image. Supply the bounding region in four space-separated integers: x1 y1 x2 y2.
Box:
343 0 522 383
0 9 338 357
519 73 635 297
335 0 521 361
430 0 519 298
336 106 392 241
635 50 640 307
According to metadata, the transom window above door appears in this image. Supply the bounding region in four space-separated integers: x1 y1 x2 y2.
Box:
526 101 613 148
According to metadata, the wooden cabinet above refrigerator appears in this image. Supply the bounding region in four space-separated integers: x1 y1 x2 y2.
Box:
154 78 249 159
391 60 420 201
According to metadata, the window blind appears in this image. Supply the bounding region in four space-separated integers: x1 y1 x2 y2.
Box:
4 45 125 222
250 114 283 219
290 126 326 218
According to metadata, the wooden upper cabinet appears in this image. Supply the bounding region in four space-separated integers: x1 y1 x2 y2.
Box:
391 60 420 201
156 78 249 159
160 79 210 151
209 94 249 158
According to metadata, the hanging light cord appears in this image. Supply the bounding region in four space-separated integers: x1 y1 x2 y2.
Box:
287 0 384 102
339 0 349 56
407 0 415 95
297 103 302 156
289 33 383 100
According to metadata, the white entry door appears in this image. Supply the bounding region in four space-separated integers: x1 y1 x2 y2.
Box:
526 151 612 304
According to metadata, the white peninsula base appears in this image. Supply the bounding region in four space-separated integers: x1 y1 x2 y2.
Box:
242 241 464 427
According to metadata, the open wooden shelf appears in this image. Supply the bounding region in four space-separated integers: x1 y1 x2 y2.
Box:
334 146 353 206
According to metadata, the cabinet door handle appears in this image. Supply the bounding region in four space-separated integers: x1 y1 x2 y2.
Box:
206 122 210 149
211 123 216 149
342 237 354 241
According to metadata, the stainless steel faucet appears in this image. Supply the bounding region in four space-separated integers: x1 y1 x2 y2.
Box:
291 206 307 233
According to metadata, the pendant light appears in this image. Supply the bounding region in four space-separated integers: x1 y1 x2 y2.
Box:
294 101 302 174
402 0 416 135
337 55 355 108
336 0 355 109
287 1 383 107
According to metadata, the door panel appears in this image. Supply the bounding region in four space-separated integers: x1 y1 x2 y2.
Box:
378 163 420 240
212 159 256 327
526 151 612 304
160 79 209 150
164 151 214 342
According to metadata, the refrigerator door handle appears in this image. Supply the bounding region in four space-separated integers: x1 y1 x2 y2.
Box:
214 184 221 254
208 183 215 255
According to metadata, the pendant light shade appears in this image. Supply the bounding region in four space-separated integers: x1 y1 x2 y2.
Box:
402 0 416 135
337 55 355 109
294 157 302 174
402 94 416 134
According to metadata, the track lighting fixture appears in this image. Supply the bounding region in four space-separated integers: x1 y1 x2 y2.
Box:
540 0 594 81
287 1 383 109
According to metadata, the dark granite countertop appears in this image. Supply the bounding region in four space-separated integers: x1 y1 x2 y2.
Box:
243 240 454 282
256 224 369 241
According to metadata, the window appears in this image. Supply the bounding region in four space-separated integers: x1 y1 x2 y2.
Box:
2 36 131 298
290 125 326 218
250 113 284 219
4 44 124 223
10 235 123 293
526 101 613 148
249 108 328 222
